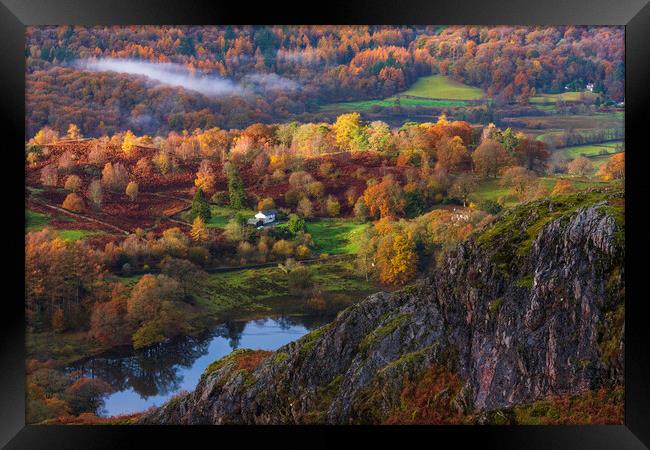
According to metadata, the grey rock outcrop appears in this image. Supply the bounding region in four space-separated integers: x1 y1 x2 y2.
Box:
140 190 624 424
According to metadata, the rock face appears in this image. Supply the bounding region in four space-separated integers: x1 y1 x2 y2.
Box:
140 190 625 424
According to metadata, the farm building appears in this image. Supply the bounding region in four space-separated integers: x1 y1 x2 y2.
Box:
248 209 277 226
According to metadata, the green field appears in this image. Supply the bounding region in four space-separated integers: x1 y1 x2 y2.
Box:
320 97 468 112
530 91 600 104
305 219 370 254
471 175 612 207
26 208 103 241
320 75 483 112
26 209 51 230
558 141 623 160
401 75 484 100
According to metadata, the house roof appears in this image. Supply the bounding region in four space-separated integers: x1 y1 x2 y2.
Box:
255 209 277 219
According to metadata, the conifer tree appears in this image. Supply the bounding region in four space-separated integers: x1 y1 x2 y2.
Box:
190 188 212 222
190 216 209 242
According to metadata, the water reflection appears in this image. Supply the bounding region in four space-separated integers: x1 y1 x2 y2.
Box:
67 315 332 417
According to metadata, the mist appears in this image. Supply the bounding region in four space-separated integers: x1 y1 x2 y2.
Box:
75 58 299 97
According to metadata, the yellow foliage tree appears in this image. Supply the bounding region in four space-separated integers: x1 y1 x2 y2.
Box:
597 153 624 181
122 130 138 155
126 181 139 201
66 123 81 140
377 231 417 285
194 160 216 194
190 216 209 242
333 112 367 152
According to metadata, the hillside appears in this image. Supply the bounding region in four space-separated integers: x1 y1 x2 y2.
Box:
139 188 624 424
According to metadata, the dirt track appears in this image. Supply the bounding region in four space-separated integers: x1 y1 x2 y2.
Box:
28 198 130 235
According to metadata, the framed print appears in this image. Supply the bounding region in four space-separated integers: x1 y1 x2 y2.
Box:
1 0 649 448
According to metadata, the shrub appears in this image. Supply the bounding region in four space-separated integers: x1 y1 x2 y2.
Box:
297 197 313 218
287 214 305 234
125 181 139 201
477 199 503 215
40 164 58 187
62 193 85 213
288 266 313 294
272 239 294 258
306 288 327 312
87 179 102 210
306 181 325 200
257 197 275 211
325 196 341 217
64 175 82 192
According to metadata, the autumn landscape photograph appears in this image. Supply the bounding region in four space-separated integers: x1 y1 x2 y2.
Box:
25 25 625 425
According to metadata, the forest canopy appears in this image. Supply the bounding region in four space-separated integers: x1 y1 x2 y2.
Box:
26 25 624 138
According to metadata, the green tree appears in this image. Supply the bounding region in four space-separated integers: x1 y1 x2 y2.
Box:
190 188 212 222
287 214 305 234
226 163 247 209
333 112 368 152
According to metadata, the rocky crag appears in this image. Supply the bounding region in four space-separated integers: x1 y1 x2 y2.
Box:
140 189 625 425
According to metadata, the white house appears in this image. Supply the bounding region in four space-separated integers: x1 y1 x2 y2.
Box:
586 83 594 92
248 209 277 226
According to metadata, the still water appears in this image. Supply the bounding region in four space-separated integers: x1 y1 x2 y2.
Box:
69 315 331 417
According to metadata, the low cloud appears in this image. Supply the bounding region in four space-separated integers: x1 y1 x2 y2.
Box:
242 73 299 92
74 58 299 98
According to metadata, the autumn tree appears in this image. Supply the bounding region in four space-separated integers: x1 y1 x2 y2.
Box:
88 141 108 165
325 195 341 217
64 175 82 192
224 215 250 242
194 159 216 194
25 229 103 332
597 153 624 181
152 150 173 174
367 121 394 153
121 130 138 155
499 166 538 199
133 157 152 178
40 164 58 187
333 112 368 152
66 123 81 140
363 175 405 219
87 179 102 210
89 290 131 347
160 257 207 298
551 179 575 195
62 193 85 213
450 174 478 207
257 197 275 211
126 274 183 349
101 162 129 192
297 197 314 218
377 231 418 285
32 126 59 145
513 137 550 172
472 139 510 178
436 136 470 173
57 151 75 172
567 156 595 177
64 378 111 416
190 216 209 243
354 197 369 222
125 181 139 201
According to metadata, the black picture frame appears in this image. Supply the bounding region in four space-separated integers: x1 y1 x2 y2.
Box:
2 0 648 448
